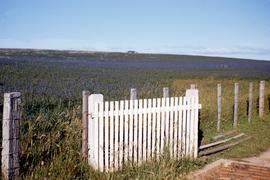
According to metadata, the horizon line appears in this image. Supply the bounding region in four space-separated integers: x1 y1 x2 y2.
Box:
0 47 269 62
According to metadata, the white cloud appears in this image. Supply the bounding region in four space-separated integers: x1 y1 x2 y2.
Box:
138 44 270 60
194 46 270 56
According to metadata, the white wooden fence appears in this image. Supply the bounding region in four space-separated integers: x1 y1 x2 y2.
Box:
88 89 201 171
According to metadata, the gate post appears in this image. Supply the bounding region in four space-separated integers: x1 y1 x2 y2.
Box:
88 94 103 170
82 91 90 159
185 88 200 158
2 92 21 179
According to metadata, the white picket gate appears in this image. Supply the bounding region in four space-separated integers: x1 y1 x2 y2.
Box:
88 89 201 171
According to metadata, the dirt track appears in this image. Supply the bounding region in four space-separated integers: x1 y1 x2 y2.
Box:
188 148 270 180
242 148 270 167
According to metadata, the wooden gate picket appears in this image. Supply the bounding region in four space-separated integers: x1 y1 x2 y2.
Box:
88 89 201 171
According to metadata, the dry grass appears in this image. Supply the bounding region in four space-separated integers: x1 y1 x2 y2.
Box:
17 78 270 179
171 78 270 140
2 78 270 179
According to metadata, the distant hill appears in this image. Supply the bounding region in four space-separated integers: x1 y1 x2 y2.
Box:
0 48 270 74
0 48 268 62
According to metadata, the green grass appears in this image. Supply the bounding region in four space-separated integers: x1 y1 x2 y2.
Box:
18 98 270 179
19 97 205 179
14 79 270 179
0 57 270 179
207 114 270 161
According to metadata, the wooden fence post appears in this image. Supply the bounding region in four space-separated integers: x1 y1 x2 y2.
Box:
130 88 137 100
259 81 265 118
82 90 90 159
190 84 196 89
163 87 169 98
233 83 238 128
2 92 21 179
248 82 253 123
217 84 222 132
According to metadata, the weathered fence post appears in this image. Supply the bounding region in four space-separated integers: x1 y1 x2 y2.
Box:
130 88 137 100
190 84 196 89
233 83 238 128
259 80 265 118
248 82 253 123
163 87 169 98
2 92 21 179
82 90 90 159
217 84 222 132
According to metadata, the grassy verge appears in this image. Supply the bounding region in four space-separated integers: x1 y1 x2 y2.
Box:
19 97 204 179
206 114 270 161
18 81 269 179
171 78 270 176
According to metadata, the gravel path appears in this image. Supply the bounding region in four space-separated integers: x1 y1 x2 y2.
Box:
242 148 270 167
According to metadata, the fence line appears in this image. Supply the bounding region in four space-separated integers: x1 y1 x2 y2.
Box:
214 80 267 130
88 90 201 171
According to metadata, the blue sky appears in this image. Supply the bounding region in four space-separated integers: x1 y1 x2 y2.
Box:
0 0 270 60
